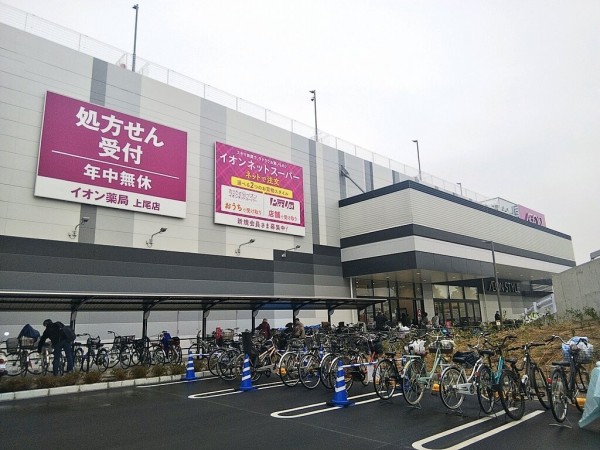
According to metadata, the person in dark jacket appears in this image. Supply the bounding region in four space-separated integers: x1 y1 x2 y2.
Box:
37 319 74 375
255 318 271 339
375 310 387 331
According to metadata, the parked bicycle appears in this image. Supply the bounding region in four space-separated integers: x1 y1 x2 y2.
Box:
504 340 550 410
4 335 42 376
546 335 591 422
107 331 135 369
438 334 495 411
401 331 453 406
187 331 217 361
74 333 109 372
478 334 525 420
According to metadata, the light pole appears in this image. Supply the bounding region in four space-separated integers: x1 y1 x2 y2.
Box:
309 90 318 142
132 4 139 72
483 240 503 329
412 139 422 181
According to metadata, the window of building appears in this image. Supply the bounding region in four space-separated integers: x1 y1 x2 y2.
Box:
449 286 464 299
398 283 414 298
433 284 449 299
373 280 390 297
354 279 372 297
464 286 478 300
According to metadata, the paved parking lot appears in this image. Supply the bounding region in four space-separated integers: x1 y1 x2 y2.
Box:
1 374 599 449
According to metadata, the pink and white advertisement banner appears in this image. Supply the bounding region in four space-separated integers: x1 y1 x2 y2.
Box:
214 142 305 236
35 91 187 217
517 204 546 227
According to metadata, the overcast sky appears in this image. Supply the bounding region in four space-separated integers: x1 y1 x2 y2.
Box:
3 0 599 265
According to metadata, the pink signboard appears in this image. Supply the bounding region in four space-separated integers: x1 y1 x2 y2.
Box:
214 142 305 236
35 91 187 217
517 204 546 227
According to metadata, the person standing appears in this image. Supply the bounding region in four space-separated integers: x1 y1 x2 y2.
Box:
375 310 387 331
37 319 74 375
292 318 305 339
256 318 271 339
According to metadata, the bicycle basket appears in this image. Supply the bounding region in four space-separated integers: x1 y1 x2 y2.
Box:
87 337 102 348
19 336 36 349
404 339 427 356
452 351 477 367
563 337 593 364
6 338 19 354
428 339 455 354
222 329 234 341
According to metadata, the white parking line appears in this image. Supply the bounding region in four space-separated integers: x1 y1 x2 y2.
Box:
411 410 545 450
188 380 284 399
270 392 399 418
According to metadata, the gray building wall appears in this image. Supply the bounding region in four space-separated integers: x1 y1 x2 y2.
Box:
1 23 400 303
553 258 600 316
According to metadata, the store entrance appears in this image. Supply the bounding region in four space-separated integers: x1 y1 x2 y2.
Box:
434 300 482 328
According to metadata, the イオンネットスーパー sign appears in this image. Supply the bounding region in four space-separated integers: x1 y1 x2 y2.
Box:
35 91 187 217
214 142 305 236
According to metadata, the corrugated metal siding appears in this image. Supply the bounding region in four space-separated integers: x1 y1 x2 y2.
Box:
340 190 413 238
340 186 574 262
409 190 573 260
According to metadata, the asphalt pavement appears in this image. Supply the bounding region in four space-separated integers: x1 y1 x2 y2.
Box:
1 373 599 449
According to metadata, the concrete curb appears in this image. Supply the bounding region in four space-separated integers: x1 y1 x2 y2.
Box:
0 370 208 402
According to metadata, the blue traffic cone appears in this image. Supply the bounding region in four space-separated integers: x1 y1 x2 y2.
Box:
327 359 354 407
239 354 257 391
185 349 196 381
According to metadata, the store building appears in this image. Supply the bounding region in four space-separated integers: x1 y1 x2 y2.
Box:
0 9 576 338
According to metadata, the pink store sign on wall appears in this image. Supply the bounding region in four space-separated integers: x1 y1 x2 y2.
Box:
517 204 546 227
35 91 187 217
214 142 305 236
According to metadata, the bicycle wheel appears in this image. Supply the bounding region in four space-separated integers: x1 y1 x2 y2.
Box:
574 365 590 412
27 351 43 375
118 348 132 369
279 352 300 387
108 347 121 368
319 353 335 389
402 358 425 405
5 354 22 376
74 348 86 372
188 343 200 359
41 350 52 376
355 352 370 386
208 349 224 376
298 353 321 389
217 349 241 381
499 370 525 420
329 355 353 391
477 364 495 414
152 346 167 365
532 365 550 410
440 366 466 410
373 358 397 400
96 348 110 372
549 368 568 422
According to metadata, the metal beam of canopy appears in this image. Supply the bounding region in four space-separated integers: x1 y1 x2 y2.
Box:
0 291 384 338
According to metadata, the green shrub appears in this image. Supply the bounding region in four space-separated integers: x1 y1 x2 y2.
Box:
36 375 60 389
150 364 167 377
193 359 206 372
0 377 35 392
170 364 186 376
111 367 129 381
130 365 148 379
583 306 600 321
82 371 103 384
